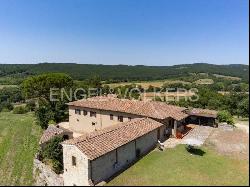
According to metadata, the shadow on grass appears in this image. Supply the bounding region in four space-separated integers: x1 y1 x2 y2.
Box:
186 146 206 156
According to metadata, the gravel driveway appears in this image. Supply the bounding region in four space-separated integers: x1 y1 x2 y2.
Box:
235 123 249 134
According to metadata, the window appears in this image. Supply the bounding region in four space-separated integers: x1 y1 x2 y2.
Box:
90 111 96 117
72 156 76 166
92 122 96 126
128 117 132 121
75 109 81 115
83 110 88 116
110 114 114 120
118 116 123 122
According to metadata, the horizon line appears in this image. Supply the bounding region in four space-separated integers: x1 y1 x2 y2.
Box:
0 62 249 66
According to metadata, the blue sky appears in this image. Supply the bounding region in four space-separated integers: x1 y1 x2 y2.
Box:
0 0 248 65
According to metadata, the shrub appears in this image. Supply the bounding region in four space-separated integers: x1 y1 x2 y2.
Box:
41 136 64 174
26 99 36 111
0 101 14 112
48 120 56 125
13 106 28 114
218 110 234 125
1 108 11 112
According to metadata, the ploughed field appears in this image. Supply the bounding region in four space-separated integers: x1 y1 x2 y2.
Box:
107 145 249 186
0 112 42 185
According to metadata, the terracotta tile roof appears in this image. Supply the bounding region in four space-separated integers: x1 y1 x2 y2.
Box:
67 96 188 121
188 108 218 118
62 118 163 160
39 125 64 144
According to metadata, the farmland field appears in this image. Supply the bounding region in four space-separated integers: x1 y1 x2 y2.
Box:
141 91 196 101
106 78 218 89
107 145 249 186
194 79 214 85
213 74 242 81
0 112 42 185
106 80 192 89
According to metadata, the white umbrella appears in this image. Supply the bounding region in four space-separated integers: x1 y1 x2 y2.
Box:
183 138 203 146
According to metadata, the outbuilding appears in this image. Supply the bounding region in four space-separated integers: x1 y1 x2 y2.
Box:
186 108 218 127
62 118 166 186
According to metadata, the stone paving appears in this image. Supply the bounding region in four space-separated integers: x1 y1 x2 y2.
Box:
163 125 214 149
163 138 182 148
182 125 214 144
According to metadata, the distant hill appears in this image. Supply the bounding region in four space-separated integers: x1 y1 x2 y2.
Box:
0 63 249 82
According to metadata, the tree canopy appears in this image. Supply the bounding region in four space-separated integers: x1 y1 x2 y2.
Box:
21 73 73 100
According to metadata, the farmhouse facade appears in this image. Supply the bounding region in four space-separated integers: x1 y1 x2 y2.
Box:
39 95 218 186
67 95 188 134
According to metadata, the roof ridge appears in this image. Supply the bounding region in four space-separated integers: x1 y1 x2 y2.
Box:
86 118 146 140
67 96 188 120
68 118 147 145
64 117 163 160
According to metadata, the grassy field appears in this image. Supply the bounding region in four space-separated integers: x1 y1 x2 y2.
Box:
106 80 191 89
106 78 217 89
141 92 195 101
107 145 249 186
213 74 242 81
0 112 42 185
194 79 214 85
0 85 18 89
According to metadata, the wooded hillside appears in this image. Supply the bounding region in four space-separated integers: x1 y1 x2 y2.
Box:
0 63 249 82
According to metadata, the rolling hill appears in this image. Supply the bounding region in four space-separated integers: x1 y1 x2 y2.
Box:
0 63 249 82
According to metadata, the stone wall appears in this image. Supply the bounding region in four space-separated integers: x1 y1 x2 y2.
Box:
136 130 158 155
63 145 90 186
90 128 161 185
62 127 164 186
33 158 63 186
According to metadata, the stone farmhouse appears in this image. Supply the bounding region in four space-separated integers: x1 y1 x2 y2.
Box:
39 95 218 186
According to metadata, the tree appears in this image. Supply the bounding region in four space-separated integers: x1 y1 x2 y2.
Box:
86 75 102 88
51 100 69 123
0 87 24 103
35 99 54 129
211 82 224 91
217 110 234 125
0 101 14 112
237 97 249 118
223 92 248 116
21 73 73 101
147 85 155 92
22 73 74 127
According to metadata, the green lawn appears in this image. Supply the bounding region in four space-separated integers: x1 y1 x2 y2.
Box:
107 145 249 186
0 112 42 185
